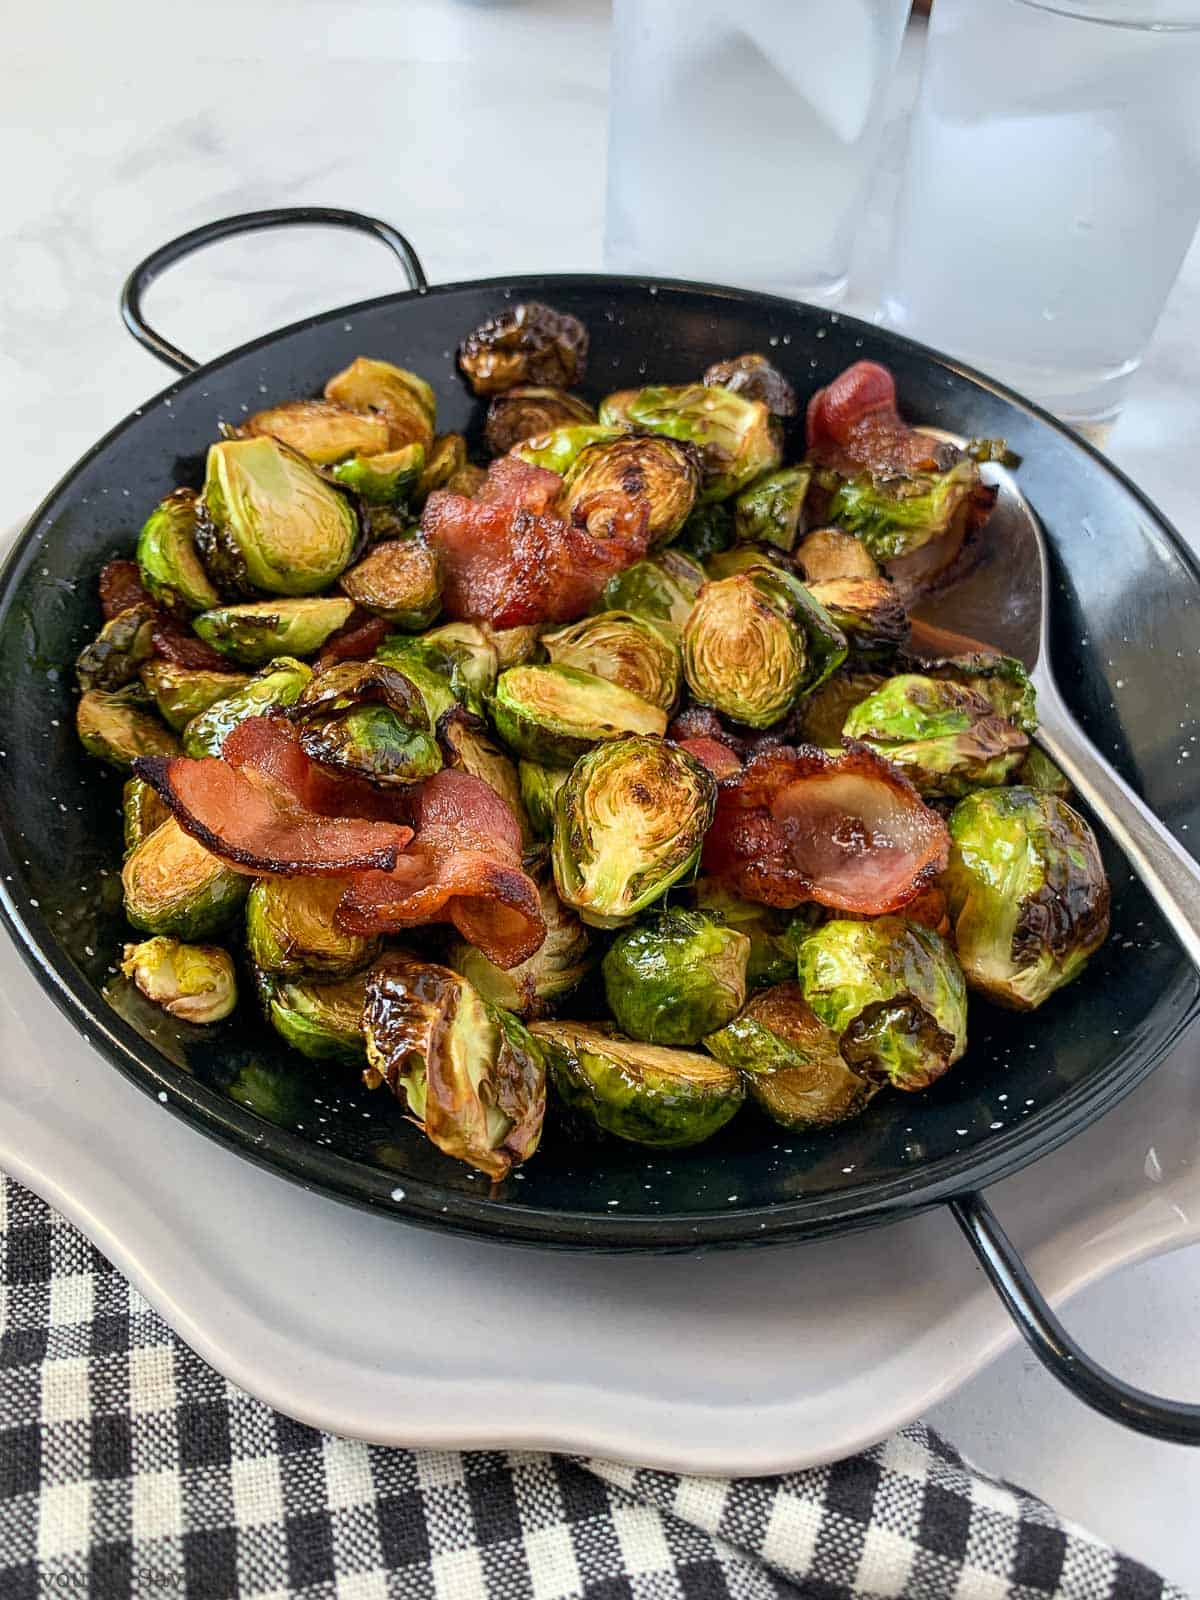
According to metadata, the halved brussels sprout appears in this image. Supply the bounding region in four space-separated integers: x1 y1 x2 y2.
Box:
437 706 529 841
246 875 380 980
192 597 355 666
552 735 716 927
531 1021 743 1149
362 952 546 1178
820 457 980 563
511 423 624 476
796 916 968 1091
324 357 436 451
140 661 250 731
485 386 596 456
944 787 1110 1010
121 936 237 1024
377 621 499 718
445 460 487 498
907 651 1038 735
200 437 360 596
602 908 749 1047
703 352 797 417
692 879 820 991
703 542 794 583
1014 745 1071 797
599 385 782 502
561 435 700 549
705 982 875 1130
76 603 157 692
519 759 570 841
122 816 249 939
339 539 442 630
480 621 544 671
77 687 181 769
258 969 368 1063
490 664 667 765
540 611 681 711
789 669 888 747
122 775 172 854
330 442 425 506
415 433 468 500
734 466 812 551
676 503 734 563
804 577 909 663
136 489 221 613
596 548 706 631
242 399 391 464
291 659 442 786
795 526 879 582
182 656 312 757
843 674 1028 797
447 870 592 1018
458 302 588 395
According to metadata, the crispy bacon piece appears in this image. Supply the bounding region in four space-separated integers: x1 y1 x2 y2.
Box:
221 716 403 823
151 614 230 672
336 768 545 969
674 736 742 781
422 457 651 627
316 608 394 669
806 360 955 479
702 742 949 916
99 560 152 620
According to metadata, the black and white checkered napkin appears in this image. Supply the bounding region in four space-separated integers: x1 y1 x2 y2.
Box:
0 1174 1186 1600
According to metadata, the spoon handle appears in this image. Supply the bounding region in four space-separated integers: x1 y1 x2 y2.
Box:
1035 683 1200 971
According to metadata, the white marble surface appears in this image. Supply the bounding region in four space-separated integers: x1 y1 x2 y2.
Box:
3 0 1200 1589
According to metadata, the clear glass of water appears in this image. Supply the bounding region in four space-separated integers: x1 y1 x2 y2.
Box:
604 0 912 303
882 0 1200 434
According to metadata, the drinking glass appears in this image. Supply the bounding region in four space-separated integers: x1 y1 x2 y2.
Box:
604 0 912 303
883 0 1200 432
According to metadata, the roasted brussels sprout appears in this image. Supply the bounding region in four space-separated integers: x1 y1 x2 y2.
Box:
377 621 498 719
330 442 425 506
481 621 544 671
907 651 1038 735
136 489 221 613
511 424 623 476
324 357 436 451
484 386 596 456
705 982 875 1130
242 399 391 464
561 435 700 549
552 735 716 926
843 674 1028 797
598 384 781 502
796 917 968 1091
362 953 546 1178
795 526 880 583
804 578 909 663
531 1021 743 1149
76 603 157 692
414 433 468 501
436 706 529 840
820 458 980 564
122 776 171 856
540 611 681 711
139 661 250 731
789 669 888 747
703 352 798 417
519 759 570 841
122 816 248 939
193 596 355 666
733 466 812 551
676 503 734 563
692 878 820 991
602 908 749 1047
338 539 442 630
447 870 592 1018
199 437 359 596
120 936 237 1024
943 787 1110 1010
491 664 666 765
703 542 794 583
181 656 312 757
77 687 181 769
458 302 588 396
682 568 846 729
246 876 380 980
596 549 706 631
291 659 442 786
258 969 368 1063
1014 745 1071 797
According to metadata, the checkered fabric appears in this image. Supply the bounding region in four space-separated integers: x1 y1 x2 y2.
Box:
1 1175 1188 1600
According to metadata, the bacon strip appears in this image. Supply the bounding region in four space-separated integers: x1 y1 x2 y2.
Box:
99 560 152 620
806 360 954 479
673 736 743 781
316 608 394 669
702 742 949 916
221 716 403 823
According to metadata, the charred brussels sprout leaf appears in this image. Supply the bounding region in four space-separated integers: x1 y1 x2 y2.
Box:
76 603 157 691
246 876 380 980
77 687 180 769
447 870 592 1018
703 352 798 417
906 651 1038 735
122 817 248 939
258 969 368 1063
519 760 570 841
140 662 250 731
122 775 172 854
602 908 749 1047
795 526 880 582
324 358 436 451
676 502 734 563
458 302 588 396
531 1021 743 1149
596 549 706 631
339 539 442 630
561 435 700 549
705 981 875 1130
377 621 498 720
822 458 980 563
490 664 666 766
552 735 716 927
599 384 781 502
362 953 546 1178
511 423 624 476
291 660 441 786
796 917 968 1091
484 386 596 456
540 611 681 711
437 706 529 841
136 489 221 613
805 577 909 664
480 621 544 672
242 399 391 464
703 543 794 582
200 437 359 596
734 466 812 551
692 878 820 991
415 433 469 501
182 656 311 757
193 597 355 666
1014 745 1071 797
843 673 1028 797
944 787 1110 1010
330 442 425 507
121 937 237 1024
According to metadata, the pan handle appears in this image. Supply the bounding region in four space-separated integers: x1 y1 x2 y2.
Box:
120 207 428 376
951 1190 1200 1443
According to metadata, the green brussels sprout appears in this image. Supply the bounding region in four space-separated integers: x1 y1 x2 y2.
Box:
257 969 369 1063
457 301 588 395
552 735 716 927
242 399 391 464
199 437 359 596
540 611 681 711
705 981 876 1130
682 568 846 729
484 385 596 456
519 759 570 841
414 433 473 501
77 687 181 769
843 674 1028 797
330 442 426 506
943 787 1110 1010
182 656 312 757
436 706 530 842
804 577 909 664
122 775 172 854
531 1021 743 1149
192 596 356 666
377 622 498 719
796 917 968 1091
491 665 667 766
692 878 821 991
122 816 249 939
795 526 880 583
561 435 700 549
480 621 544 671
136 489 221 613
734 466 812 551
139 661 250 731
595 549 706 631
1014 745 1071 797
820 457 980 563
290 659 442 786
76 603 157 692
447 870 592 1018
602 908 749 1046
906 651 1038 735
120 936 237 1025
362 952 546 1179
511 423 624 476
703 352 797 417
339 539 442 630
675 502 734 563
245 876 380 980
598 385 782 502
324 357 436 451
790 669 888 747
703 542 794 582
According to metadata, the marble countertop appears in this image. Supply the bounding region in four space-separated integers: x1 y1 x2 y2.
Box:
4 1 1199 1589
